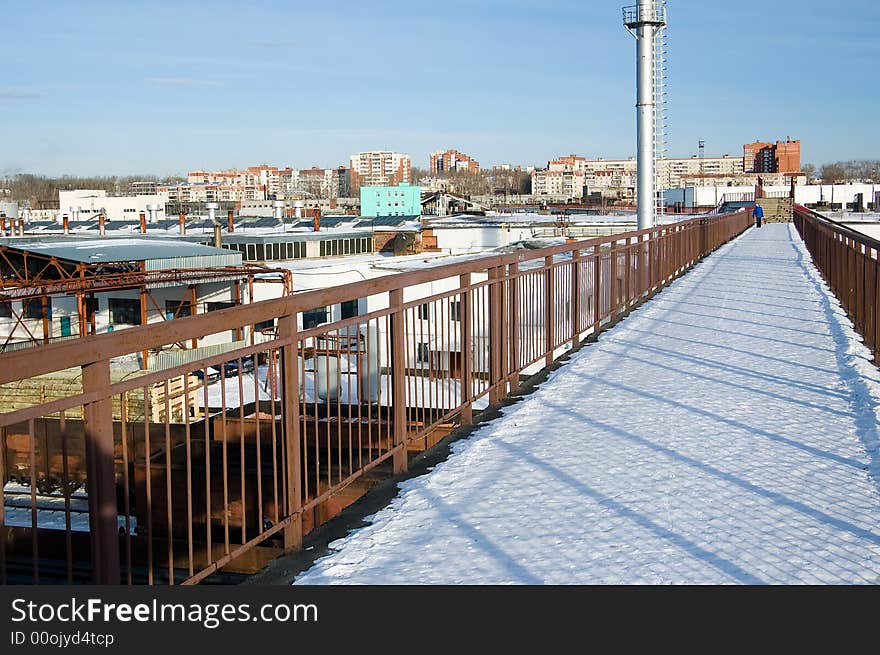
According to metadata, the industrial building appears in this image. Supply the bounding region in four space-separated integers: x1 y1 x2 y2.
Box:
58 189 166 222
360 183 421 217
0 235 294 359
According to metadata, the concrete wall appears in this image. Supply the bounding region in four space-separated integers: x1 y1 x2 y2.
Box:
665 184 880 209
431 225 534 254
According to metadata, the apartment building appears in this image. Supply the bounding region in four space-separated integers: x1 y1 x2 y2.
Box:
284 167 351 199
743 138 801 174
533 151 763 198
430 149 480 174
350 151 411 192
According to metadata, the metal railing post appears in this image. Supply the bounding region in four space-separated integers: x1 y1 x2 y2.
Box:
571 249 581 348
390 289 408 473
459 273 473 425
278 314 303 552
593 245 602 333
81 359 121 584
544 256 555 367
507 263 520 394
488 266 504 406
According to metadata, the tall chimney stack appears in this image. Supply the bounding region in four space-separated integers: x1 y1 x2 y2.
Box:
63 215 70 235
139 212 147 233
227 209 235 233
179 213 186 235
0 216 6 235
312 208 321 232
213 224 222 248
98 213 106 236
623 0 667 230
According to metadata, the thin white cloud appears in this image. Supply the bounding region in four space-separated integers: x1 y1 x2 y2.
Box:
0 88 42 101
145 78 223 89
253 39 298 49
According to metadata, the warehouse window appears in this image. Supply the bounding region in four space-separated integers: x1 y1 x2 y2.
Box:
0 301 11 318
24 298 51 320
109 298 141 325
207 301 235 312
341 299 359 319
255 318 274 332
302 306 329 330
165 300 192 319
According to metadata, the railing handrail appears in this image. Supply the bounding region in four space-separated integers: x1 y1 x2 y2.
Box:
0 212 744 388
794 204 880 251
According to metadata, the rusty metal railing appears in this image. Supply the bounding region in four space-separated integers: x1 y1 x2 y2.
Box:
0 210 751 584
793 205 880 362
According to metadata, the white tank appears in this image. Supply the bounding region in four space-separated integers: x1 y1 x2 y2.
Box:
315 354 340 402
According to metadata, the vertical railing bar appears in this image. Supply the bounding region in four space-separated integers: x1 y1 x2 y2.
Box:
29 418 38 584
202 365 213 566
59 409 73 583
182 375 194 578
237 359 246 545
163 379 173 584
253 353 264 535
120 392 133 584
219 373 229 555
143 385 153 585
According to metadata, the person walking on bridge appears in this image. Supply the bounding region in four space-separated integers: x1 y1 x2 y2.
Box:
753 203 764 228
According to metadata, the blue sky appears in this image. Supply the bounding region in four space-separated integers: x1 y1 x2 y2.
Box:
1 0 877 176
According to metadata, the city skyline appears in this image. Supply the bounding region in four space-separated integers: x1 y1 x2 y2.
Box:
1 0 877 176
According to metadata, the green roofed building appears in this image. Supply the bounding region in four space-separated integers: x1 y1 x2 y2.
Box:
360 183 421 218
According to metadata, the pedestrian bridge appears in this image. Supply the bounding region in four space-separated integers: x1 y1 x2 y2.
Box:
296 223 880 584
2 207 880 584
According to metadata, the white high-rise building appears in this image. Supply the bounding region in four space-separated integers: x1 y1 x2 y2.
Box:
350 151 411 192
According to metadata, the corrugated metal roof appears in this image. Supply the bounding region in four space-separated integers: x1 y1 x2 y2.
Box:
6 238 240 264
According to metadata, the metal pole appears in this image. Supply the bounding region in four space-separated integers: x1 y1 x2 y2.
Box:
636 22 655 230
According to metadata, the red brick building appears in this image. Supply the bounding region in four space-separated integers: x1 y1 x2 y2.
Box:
743 138 801 174
429 149 480 174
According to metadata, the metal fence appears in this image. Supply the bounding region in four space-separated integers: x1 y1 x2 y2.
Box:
0 211 751 584
793 205 880 362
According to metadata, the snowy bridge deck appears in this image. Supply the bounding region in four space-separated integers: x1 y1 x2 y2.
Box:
296 224 880 584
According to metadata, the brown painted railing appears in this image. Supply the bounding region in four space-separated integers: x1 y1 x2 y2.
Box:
0 210 751 584
793 205 880 362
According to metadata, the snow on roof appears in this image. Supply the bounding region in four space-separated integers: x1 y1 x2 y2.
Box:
3 237 234 263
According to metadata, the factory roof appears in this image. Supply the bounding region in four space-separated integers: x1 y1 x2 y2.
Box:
0 237 237 264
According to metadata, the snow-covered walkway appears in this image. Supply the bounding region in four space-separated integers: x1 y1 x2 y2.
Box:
295 224 880 584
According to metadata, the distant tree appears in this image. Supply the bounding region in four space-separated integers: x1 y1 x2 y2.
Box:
410 166 429 183
1 173 184 207
801 163 816 183
816 160 880 183
819 163 847 183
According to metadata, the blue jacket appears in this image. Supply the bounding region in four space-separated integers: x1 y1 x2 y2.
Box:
753 205 764 218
